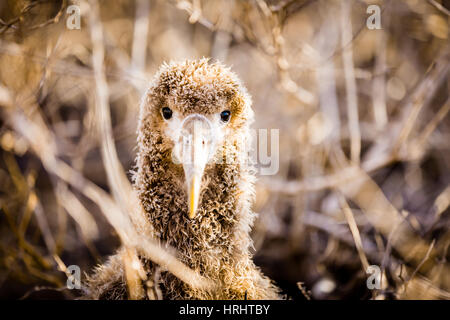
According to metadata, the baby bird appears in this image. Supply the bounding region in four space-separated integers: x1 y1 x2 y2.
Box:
86 58 280 300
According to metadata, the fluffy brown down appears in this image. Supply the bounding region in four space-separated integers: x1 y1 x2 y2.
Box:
86 58 281 300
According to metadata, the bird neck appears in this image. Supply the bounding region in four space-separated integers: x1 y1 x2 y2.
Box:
135 140 255 253
133 136 268 298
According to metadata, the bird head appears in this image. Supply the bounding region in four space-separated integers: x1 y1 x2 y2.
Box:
139 59 254 219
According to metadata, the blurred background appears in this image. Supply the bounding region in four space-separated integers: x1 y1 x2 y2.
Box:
0 0 449 300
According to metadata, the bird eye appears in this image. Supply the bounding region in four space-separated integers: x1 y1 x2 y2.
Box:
220 110 231 122
161 107 173 120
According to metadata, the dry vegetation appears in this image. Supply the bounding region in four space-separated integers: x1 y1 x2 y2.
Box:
0 0 449 300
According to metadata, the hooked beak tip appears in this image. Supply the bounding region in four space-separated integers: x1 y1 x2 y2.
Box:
188 175 200 219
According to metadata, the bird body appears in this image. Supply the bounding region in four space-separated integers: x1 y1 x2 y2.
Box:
87 59 280 300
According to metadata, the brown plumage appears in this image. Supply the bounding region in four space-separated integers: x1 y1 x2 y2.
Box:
86 58 280 300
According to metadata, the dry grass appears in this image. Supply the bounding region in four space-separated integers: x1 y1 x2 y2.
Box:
0 0 449 300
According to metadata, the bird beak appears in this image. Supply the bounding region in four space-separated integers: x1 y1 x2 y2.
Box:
177 114 214 219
